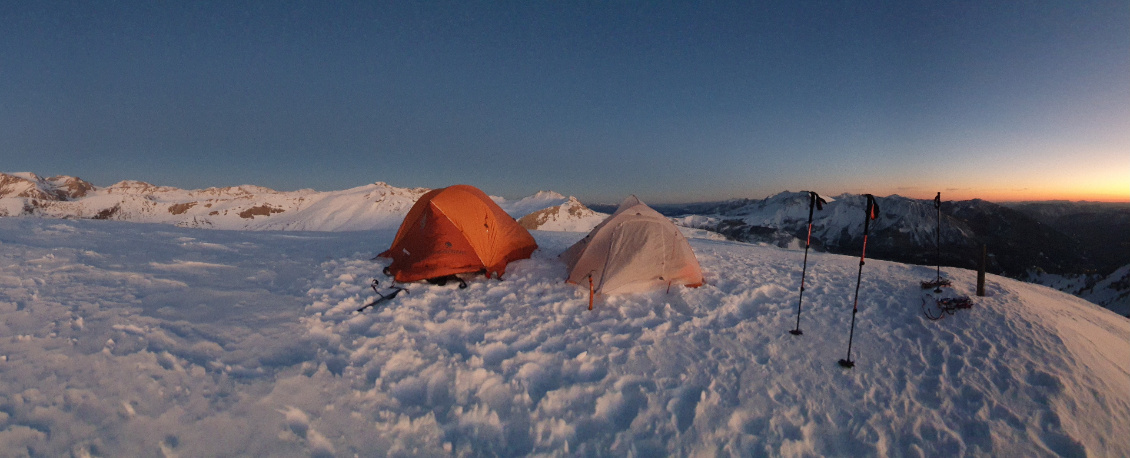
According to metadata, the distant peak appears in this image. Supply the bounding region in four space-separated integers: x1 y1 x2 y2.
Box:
46 175 96 199
109 180 155 188
529 190 566 200
767 190 805 198
0 171 94 201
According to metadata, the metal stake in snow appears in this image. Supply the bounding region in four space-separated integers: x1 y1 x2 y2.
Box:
839 194 880 368
920 192 951 291
588 275 594 311
933 192 943 292
790 191 825 336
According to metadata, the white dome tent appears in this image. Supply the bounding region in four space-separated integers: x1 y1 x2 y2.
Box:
561 195 704 307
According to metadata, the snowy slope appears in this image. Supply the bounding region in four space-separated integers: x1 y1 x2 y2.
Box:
0 218 1126 456
234 184 428 232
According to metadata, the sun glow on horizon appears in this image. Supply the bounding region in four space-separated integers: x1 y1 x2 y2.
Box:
882 182 1129 204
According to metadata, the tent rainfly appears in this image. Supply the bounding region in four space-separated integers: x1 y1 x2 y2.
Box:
379 184 537 283
561 195 704 305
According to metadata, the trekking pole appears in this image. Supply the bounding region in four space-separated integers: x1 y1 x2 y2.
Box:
933 192 942 292
791 191 825 336
839 194 879 368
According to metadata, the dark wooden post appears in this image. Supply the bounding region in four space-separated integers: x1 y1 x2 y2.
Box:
976 244 986 296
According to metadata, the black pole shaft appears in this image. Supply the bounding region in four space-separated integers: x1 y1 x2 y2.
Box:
791 192 819 335
790 221 814 335
977 244 987 297
936 198 942 284
840 195 875 368
840 235 866 367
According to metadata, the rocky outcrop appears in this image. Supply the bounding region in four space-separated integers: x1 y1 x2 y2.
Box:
168 202 198 215
238 205 285 219
47 175 95 199
93 205 121 220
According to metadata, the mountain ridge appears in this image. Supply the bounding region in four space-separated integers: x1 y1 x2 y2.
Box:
661 191 1129 315
0 173 601 232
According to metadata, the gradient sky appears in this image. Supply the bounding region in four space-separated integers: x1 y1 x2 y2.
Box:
2 1 1128 203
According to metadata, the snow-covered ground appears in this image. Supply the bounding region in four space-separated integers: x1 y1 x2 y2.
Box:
1 218 1126 456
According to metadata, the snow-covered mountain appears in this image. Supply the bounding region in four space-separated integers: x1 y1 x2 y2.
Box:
0 172 433 231
493 190 571 219
0 217 1126 455
670 192 1117 279
671 192 1130 316
517 196 608 232
673 191 975 253
0 173 601 232
0 172 95 202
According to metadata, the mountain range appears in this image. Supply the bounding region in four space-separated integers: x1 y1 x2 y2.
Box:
0 172 602 232
644 192 1130 316
2 172 1126 315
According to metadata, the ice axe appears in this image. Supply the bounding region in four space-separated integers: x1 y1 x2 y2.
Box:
356 279 409 313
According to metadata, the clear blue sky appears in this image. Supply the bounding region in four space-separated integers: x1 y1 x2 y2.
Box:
2 1 1127 203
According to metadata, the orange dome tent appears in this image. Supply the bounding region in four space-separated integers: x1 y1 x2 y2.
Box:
379 185 538 283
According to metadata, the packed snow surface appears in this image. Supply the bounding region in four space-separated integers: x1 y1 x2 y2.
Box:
0 218 1126 456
